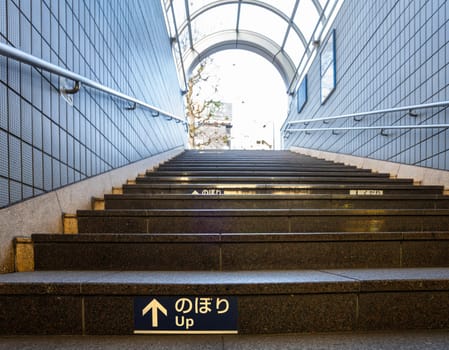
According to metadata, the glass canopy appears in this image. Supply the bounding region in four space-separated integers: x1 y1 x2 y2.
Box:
162 0 342 93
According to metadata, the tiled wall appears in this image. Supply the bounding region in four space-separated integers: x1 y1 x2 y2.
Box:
0 0 186 208
284 0 449 170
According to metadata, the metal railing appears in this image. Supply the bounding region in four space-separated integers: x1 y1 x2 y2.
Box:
284 100 449 136
0 42 187 124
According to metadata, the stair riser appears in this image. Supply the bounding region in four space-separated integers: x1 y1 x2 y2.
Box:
170 159 338 164
33 240 449 270
77 214 449 233
122 186 443 195
146 171 383 177
104 198 449 210
2 291 449 335
157 166 362 171
136 177 410 184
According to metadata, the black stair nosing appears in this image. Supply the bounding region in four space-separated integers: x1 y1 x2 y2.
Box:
31 231 449 243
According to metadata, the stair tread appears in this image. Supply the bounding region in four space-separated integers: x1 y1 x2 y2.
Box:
1 268 449 295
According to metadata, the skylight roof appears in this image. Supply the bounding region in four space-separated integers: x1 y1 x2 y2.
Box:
163 0 342 93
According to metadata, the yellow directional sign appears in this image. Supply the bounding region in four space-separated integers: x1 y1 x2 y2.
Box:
134 296 238 334
142 298 168 327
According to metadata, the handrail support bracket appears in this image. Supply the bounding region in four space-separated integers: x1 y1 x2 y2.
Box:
409 109 418 117
380 128 389 136
62 80 81 95
125 102 137 111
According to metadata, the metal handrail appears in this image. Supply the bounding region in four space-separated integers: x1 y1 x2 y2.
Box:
0 43 187 124
287 124 449 133
285 100 449 126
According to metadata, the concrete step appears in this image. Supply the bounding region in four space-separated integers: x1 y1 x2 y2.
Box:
122 183 444 195
166 160 348 166
165 152 345 159
157 164 363 171
76 208 449 233
158 162 356 173
31 232 449 271
103 193 449 210
1 268 449 335
157 162 363 168
173 151 332 161
135 176 412 184
2 330 449 349
144 170 389 178
168 161 342 168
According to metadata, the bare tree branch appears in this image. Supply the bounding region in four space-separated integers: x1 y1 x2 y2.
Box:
185 58 231 149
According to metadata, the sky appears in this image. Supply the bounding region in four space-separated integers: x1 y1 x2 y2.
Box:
197 50 288 150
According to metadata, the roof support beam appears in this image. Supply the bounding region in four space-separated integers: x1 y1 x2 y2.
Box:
178 0 309 49
184 30 296 89
236 0 243 33
184 0 194 50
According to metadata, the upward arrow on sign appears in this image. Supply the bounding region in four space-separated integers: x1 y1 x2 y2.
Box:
142 298 168 327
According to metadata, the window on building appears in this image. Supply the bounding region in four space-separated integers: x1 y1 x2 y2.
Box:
297 75 308 113
320 29 336 103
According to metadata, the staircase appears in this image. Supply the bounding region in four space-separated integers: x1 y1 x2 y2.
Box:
1 150 449 335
